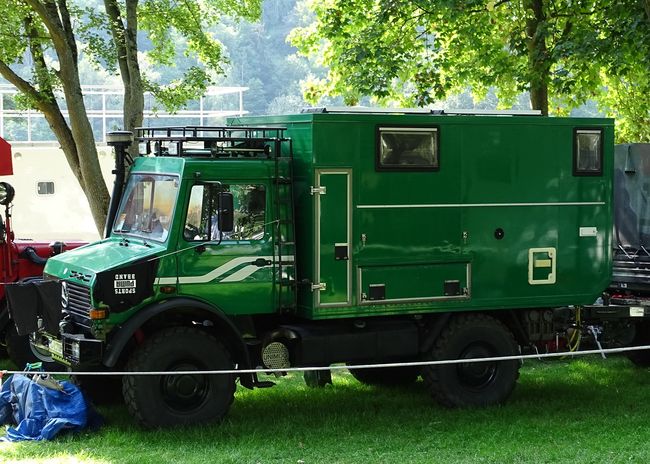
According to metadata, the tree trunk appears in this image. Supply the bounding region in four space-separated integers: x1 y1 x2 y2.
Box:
104 0 144 140
124 0 144 134
525 0 550 115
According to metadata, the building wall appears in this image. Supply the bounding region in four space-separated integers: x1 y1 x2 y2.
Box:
0 146 115 242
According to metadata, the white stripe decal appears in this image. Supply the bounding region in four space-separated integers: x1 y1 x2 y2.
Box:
221 265 262 282
357 201 605 209
156 255 295 285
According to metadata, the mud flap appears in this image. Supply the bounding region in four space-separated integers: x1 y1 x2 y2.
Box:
6 280 61 335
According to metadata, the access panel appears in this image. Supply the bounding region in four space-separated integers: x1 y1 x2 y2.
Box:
358 261 471 304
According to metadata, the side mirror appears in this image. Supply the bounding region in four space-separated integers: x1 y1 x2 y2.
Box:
0 182 15 206
218 192 234 233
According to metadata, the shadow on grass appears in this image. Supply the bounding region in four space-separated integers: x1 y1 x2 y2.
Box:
2 356 650 463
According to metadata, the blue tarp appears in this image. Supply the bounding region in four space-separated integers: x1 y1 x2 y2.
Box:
0 373 95 441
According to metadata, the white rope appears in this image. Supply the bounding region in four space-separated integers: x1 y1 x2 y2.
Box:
3 343 650 377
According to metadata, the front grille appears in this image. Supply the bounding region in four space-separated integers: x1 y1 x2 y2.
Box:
65 280 92 323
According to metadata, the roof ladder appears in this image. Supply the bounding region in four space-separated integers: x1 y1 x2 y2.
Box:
272 138 297 313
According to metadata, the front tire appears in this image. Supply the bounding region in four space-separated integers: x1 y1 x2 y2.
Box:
123 327 236 428
422 314 520 408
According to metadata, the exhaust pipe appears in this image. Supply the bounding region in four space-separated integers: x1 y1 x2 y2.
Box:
104 131 133 238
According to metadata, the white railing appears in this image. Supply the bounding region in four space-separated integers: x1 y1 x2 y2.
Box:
0 84 248 144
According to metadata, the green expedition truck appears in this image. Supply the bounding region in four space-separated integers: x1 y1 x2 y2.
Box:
8 108 619 427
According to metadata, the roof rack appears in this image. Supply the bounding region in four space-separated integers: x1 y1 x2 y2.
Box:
134 125 289 159
301 107 542 116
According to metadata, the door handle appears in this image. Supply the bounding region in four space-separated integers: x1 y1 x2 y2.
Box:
195 244 206 254
253 258 272 267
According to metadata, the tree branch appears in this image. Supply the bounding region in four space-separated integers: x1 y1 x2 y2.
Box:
0 60 43 106
1 24 82 179
20 0 66 47
55 0 78 61
103 0 130 84
0 32 52 41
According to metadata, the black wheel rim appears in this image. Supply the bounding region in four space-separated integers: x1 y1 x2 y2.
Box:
456 342 498 390
160 362 210 413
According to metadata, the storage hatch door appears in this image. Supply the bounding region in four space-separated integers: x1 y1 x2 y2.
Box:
315 170 351 307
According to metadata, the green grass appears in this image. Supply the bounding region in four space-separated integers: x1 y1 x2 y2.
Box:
1 357 650 463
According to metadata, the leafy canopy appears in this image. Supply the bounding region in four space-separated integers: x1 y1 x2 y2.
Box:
289 0 607 113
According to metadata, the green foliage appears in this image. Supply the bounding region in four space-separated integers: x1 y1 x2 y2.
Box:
600 72 650 143
0 0 29 64
290 0 618 115
134 0 263 112
0 0 62 111
216 0 314 114
145 67 215 114
77 7 119 75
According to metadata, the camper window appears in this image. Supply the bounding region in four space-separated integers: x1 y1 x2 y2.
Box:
377 127 439 171
574 129 603 176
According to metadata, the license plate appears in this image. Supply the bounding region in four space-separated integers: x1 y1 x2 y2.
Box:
630 307 645 317
49 339 63 357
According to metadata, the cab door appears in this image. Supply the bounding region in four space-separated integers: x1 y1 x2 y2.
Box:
175 181 276 315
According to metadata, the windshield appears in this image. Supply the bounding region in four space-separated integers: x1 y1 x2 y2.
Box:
113 173 179 242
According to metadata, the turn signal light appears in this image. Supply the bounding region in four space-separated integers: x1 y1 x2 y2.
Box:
89 309 107 320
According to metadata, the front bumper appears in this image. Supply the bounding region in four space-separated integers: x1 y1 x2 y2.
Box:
6 275 104 367
33 332 104 367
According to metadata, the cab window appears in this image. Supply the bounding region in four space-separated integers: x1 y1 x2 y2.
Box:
113 174 178 242
184 183 266 241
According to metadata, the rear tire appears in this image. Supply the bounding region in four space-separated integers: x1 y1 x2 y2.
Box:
304 370 332 388
626 321 650 367
349 365 420 386
123 326 236 428
422 314 520 408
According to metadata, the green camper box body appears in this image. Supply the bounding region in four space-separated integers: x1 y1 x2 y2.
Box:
232 111 614 319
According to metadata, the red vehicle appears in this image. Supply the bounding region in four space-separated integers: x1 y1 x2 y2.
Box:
0 137 86 368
